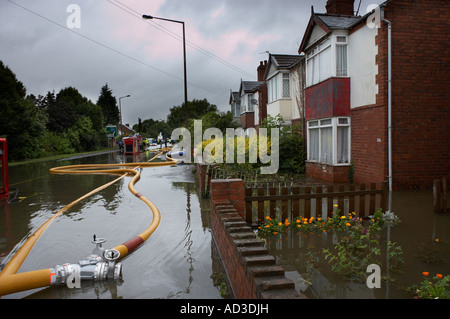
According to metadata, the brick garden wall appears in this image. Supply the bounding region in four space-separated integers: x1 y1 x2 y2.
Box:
209 179 304 299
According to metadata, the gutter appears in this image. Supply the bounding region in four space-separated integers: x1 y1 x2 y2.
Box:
381 4 393 208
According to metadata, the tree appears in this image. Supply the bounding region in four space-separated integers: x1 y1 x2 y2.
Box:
133 118 171 139
260 114 305 174
167 98 218 130
0 61 47 160
188 110 239 135
97 83 119 126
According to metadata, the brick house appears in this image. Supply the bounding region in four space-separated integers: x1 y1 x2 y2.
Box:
264 54 305 128
229 90 241 124
239 80 262 130
230 61 268 131
298 0 450 190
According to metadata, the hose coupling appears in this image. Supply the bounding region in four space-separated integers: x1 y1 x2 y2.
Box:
50 237 122 288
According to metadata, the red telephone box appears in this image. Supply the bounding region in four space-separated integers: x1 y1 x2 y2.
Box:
0 138 9 199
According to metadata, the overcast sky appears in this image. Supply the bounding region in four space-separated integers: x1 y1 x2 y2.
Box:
1 0 384 127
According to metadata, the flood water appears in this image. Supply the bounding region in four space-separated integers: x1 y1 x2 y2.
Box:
1 149 449 300
263 189 450 299
0 149 223 299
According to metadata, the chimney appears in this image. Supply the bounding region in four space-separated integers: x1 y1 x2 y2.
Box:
257 60 267 82
326 0 355 15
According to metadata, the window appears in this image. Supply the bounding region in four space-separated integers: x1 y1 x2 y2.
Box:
306 38 331 86
248 94 254 112
267 76 278 103
307 117 350 165
336 36 348 77
233 102 240 117
268 72 290 102
282 73 290 98
306 35 348 87
336 118 350 163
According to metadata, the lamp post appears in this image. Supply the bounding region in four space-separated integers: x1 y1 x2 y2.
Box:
142 14 189 129
119 94 131 135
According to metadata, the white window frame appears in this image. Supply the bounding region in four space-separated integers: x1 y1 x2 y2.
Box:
267 72 290 103
335 35 348 77
307 117 351 165
233 102 240 117
306 33 349 87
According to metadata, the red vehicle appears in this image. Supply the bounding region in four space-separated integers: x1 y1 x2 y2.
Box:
123 137 140 155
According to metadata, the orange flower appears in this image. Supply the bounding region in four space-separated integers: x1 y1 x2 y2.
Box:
345 222 351 226
437 274 443 279
423 272 429 276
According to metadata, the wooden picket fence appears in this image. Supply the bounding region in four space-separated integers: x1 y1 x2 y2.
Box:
433 177 449 214
244 181 389 226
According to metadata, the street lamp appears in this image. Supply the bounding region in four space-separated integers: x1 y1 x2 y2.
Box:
119 94 131 135
142 14 189 129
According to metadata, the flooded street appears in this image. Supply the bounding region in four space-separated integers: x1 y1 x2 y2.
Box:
0 150 222 299
1 149 449 299
264 189 450 299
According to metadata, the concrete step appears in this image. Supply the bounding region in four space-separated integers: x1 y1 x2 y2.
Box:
260 289 306 299
244 255 276 267
228 226 253 233
237 246 268 256
233 238 264 247
253 276 295 292
246 265 285 278
230 232 255 240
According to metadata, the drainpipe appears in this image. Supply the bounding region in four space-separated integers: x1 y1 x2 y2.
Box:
381 6 392 208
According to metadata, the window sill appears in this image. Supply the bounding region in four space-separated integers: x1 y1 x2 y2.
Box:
306 160 351 167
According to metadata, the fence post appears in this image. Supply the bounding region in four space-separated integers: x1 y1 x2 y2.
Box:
245 188 253 224
381 181 389 213
433 179 442 214
292 187 300 219
281 187 289 221
442 177 447 213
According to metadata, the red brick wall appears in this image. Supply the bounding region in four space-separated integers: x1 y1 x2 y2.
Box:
351 105 387 185
384 0 450 189
305 162 349 183
240 112 254 129
326 0 355 16
209 179 303 299
350 0 450 190
305 77 351 120
210 179 246 218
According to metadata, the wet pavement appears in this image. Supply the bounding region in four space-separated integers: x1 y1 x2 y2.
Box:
0 150 222 299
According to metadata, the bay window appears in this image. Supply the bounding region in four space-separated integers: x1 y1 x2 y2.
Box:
306 34 348 87
307 117 350 165
267 72 290 103
248 94 254 112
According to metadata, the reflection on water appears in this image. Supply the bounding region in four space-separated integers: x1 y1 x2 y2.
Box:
0 150 222 299
262 190 450 299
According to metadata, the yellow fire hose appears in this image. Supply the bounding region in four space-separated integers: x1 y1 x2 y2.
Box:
0 147 178 296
